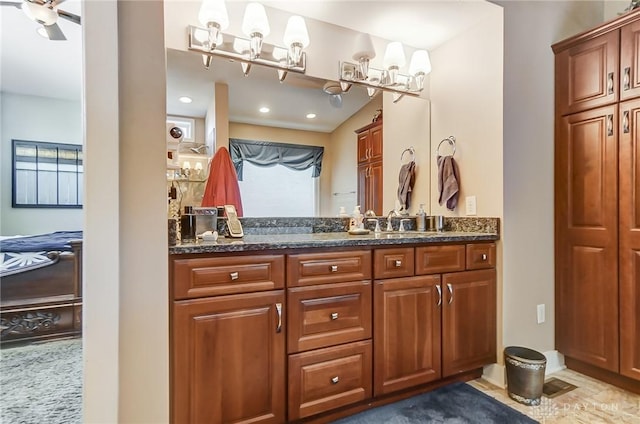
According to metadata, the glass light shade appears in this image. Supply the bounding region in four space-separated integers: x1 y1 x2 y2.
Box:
182 161 192 170
352 33 376 61
383 42 406 69
195 162 204 171
283 16 309 48
23 1 57 25
242 2 270 37
198 0 229 29
409 50 431 75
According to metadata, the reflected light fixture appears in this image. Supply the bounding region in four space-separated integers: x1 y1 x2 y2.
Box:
259 106 270 113
188 0 309 80
339 33 431 100
179 96 193 104
306 113 316 119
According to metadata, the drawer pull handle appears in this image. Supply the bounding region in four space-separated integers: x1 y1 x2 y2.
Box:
608 72 614 95
331 312 339 320
624 67 630 91
331 376 339 384
230 272 239 280
394 260 402 267
447 283 454 305
481 254 487 261
436 284 442 306
275 303 282 333
331 265 338 272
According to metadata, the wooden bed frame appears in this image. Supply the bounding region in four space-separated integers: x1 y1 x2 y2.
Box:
0 239 82 345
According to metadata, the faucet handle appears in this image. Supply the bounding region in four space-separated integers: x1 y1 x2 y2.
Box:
367 218 381 233
399 218 411 232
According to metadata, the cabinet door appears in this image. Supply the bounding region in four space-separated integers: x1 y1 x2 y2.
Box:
619 98 640 381
555 30 619 115
373 275 441 395
369 161 383 216
555 105 619 371
621 20 640 101
441 269 496 377
172 291 285 424
357 132 369 164
357 163 368 212
369 125 383 161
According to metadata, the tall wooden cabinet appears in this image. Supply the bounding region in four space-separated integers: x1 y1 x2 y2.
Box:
553 10 640 390
356 121 383 215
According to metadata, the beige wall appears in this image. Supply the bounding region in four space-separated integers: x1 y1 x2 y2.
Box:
229 122 333 215
329 96 383 216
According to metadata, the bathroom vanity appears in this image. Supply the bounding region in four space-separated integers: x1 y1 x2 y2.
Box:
169 218 499 423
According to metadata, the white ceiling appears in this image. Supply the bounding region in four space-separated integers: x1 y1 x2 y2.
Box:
1 1 498 132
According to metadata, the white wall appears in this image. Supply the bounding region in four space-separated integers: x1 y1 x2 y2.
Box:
0 92 83 235
494 0 604 377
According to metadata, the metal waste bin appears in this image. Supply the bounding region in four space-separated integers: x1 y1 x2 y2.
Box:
504 346 546 406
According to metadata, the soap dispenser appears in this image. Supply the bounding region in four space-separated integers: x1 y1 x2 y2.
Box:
417 204 426 232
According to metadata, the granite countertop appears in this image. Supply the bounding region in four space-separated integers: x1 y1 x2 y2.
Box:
169 230 499 255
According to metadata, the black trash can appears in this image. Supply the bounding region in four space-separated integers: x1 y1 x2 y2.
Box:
504 346 546 406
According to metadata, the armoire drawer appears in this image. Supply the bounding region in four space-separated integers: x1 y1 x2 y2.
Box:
466 243 496 270
172 254 285 299
288 340 372 420
288 281 371 353
287 250 372 287
374 247 415 279
415 245 465 275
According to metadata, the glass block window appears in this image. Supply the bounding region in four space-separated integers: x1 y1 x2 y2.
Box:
12 140 83 208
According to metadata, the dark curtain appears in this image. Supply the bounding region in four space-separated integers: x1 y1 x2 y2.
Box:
229 139 324 181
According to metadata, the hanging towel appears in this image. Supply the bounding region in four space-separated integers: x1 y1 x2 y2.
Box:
397 160 416 211
437 155 460 211
201 146 244 216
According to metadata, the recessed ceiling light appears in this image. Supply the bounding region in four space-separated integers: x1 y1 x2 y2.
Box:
306 113 316 119
36 27 48 39
259 107 270 113
179 96 193 104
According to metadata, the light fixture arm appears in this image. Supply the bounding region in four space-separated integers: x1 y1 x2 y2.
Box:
188 25 306 79
338 61 422 100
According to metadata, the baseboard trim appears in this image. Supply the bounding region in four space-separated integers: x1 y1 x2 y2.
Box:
543 350 566 375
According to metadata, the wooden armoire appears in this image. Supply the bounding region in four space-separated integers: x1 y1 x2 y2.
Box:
356 120 383 215
553 10 640 393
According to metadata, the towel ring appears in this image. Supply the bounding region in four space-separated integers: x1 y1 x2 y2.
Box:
400 146 415 162
436 136 456 157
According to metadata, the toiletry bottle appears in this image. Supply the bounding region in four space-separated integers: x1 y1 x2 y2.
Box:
417 203 426 232
180 206 196 243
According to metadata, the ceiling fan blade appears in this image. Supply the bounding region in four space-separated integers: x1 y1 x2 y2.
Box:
44 22 66 40
0 1 22 7
57 8 80 25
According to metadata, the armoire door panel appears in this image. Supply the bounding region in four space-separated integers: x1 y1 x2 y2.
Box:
555 30 619 115
621 20 640 101
567 115 615 228
620 98 640 380
557 245 619 371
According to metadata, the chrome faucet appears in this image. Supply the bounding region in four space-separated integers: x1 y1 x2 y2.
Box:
386 209 399 231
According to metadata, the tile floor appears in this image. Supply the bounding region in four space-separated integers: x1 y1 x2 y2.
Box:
469 369 640 423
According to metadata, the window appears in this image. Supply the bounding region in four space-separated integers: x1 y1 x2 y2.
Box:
12 140 83 208
167 116 195 142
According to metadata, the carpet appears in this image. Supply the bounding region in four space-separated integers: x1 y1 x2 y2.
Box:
332 382 538 424
0 338 82 424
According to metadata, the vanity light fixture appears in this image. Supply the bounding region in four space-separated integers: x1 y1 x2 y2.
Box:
339 34 431 100
189 0 309 80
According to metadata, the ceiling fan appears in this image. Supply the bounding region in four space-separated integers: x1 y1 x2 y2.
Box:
1 0 81 41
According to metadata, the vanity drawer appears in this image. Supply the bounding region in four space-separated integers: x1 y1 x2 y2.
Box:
172 255 285 299
287 250 372 287
466 243 496 270
288 340 372 420
415 245 465 275
374 247 414 279
288 281 372 353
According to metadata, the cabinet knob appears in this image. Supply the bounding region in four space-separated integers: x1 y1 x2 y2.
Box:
230 271 239 280
331 265 338 272
331 312 339 320
394 260 402 267
481 254 487 261
331 376 339 384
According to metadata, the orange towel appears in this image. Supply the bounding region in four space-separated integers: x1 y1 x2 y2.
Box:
201 146 244 216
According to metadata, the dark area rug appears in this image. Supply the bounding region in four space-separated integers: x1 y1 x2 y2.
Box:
0 338 82 424
332 382 538 424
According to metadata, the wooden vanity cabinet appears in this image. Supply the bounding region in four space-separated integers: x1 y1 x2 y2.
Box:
171 254 286 424
356 121 383 215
